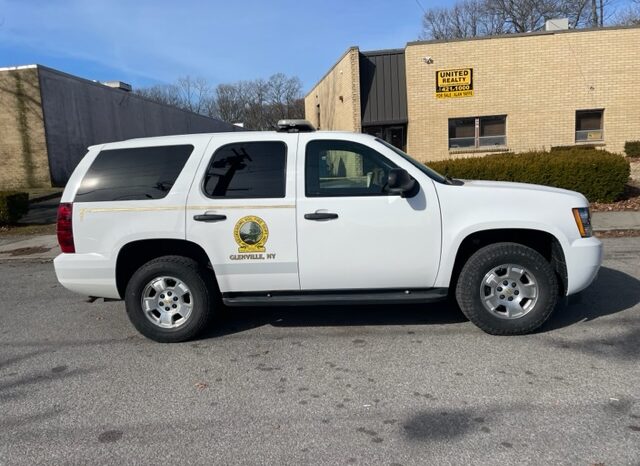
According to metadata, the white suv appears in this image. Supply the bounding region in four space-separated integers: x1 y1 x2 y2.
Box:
54 120 602 342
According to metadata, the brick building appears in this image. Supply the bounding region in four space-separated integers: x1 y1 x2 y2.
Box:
305 25 640 162
0 65 239 190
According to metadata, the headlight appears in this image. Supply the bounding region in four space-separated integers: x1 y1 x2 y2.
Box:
572 207 593 238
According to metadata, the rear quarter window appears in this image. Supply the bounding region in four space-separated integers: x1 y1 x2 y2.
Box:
75 145 193 202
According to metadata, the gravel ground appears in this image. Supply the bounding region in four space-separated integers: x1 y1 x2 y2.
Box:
0 238 639 465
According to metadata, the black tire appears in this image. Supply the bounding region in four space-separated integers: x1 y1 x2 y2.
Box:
455 242 558 335
125 255 216 343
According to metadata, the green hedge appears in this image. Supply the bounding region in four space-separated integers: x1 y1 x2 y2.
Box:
0 192 29 225
429 148 629 203
625 141 640 158
550 144 600 152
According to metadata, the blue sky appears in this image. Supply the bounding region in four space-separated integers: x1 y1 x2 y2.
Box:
0 0 633 92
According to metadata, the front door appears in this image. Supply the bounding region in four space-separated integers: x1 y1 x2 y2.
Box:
186 134 299 293
295 135 441 291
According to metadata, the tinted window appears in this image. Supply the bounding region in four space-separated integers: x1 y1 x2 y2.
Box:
75 145 193 202
203 142 286 199
305 140 397 197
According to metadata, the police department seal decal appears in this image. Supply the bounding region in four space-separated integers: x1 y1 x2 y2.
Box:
234 216 269 253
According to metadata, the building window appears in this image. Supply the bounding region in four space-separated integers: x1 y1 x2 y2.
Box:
576 110 603 142
449 116 506 149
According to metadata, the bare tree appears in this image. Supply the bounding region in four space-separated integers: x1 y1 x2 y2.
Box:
420 0 615 39
135 83 184 108
615 0 640 25
176 76 212 114
485 0 564 32
564 0 591 28
134 76 213 113
590 0 599 26
136 73 304 129
214 82 249 124
213 74 304 129
266 73 304 121
421 0 504 39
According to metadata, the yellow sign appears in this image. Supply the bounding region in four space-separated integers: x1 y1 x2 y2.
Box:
436 68 473 99
233 216 269 253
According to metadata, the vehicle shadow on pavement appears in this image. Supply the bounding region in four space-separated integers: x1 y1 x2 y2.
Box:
200 266 640 340
543 266 640 331
201 300 468 339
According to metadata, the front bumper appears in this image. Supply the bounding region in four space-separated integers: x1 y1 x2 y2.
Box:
565 236 603 295
54 253 120 299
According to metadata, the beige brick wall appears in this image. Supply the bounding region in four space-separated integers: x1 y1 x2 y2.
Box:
0 66 51 189
405 27 640 161
305 47 361 132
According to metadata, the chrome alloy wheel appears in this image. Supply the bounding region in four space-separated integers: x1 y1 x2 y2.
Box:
141 276 193 329
479 264 539 319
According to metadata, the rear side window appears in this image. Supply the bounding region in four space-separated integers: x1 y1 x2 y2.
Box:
203 141 286 199
75 145 193 202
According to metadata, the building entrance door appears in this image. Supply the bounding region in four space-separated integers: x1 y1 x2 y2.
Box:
362 125 406 151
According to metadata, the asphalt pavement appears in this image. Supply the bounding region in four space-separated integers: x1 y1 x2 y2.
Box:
1 238 639 465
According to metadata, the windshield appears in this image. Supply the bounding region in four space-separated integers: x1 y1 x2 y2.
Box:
375 138 449 184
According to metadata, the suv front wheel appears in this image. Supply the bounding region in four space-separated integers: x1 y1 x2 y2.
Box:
125 255 215 342
455 242 559 335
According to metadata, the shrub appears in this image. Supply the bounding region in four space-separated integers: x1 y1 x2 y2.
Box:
0 192 29 225
428 148 629 203
624 141 640 158
551 144 599 152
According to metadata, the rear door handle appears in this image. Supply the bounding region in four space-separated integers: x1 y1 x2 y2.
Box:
304 212 339 221
193 214 227 222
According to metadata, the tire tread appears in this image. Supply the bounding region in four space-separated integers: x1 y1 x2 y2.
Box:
125 255 215 343
455 242 558 335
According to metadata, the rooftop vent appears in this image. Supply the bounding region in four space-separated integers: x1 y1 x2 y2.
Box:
276 119 316 133
545 18 569 31
101 81 132 92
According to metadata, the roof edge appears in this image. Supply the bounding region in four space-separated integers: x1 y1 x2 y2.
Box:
361 48 405 57
0 64 38 72
32 65 236 128
305 46 359 99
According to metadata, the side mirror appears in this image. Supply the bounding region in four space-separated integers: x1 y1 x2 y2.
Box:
387 168 418 197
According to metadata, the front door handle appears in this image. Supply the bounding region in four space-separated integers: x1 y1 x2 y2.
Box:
193 214 227 222
304 212 339 221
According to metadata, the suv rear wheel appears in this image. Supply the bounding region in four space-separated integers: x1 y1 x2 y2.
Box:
455 242 558 335
125 255 215 342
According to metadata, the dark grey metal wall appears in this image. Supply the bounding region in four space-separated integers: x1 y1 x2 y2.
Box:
359 50 408 127
38 66 240 187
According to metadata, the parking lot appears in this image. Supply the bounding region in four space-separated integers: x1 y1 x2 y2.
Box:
1 237 639 465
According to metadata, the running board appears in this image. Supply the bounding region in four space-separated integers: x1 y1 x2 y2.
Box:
222 288 448 307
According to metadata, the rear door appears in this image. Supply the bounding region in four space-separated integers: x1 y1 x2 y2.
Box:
186 133 299 293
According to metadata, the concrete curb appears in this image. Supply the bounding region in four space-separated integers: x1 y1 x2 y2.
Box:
0 235 59 263
592 211 640 231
